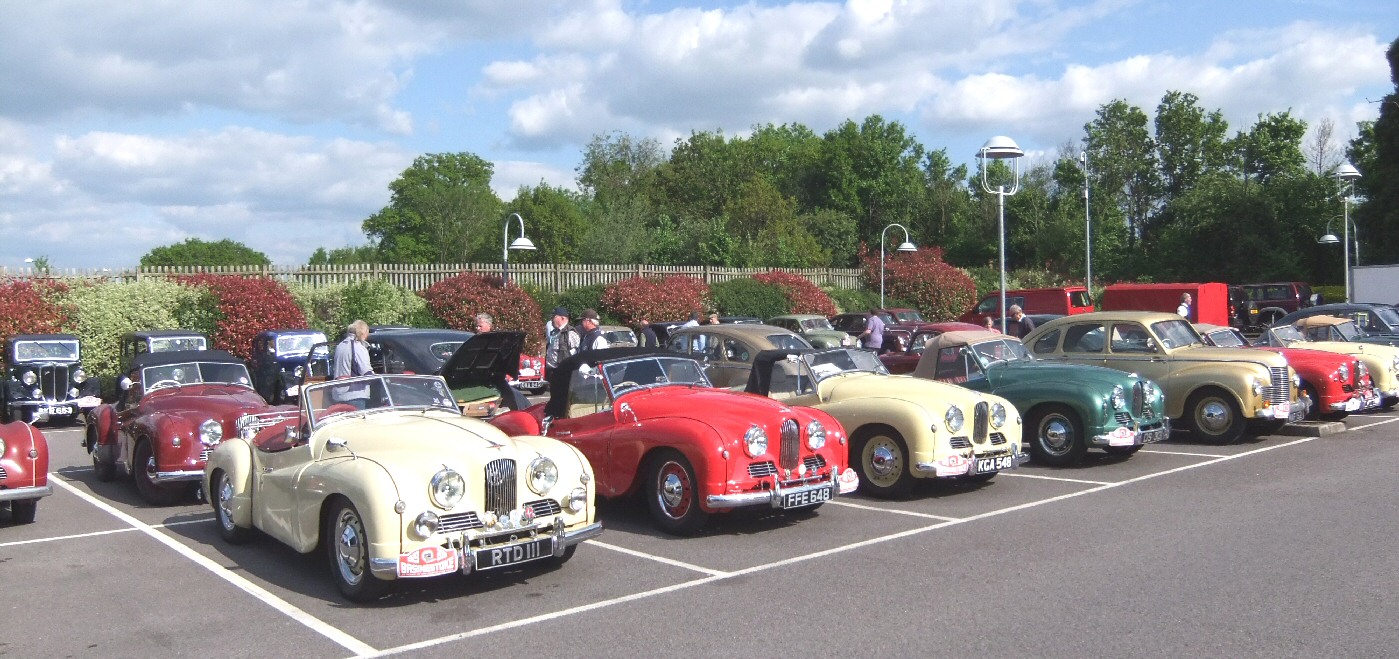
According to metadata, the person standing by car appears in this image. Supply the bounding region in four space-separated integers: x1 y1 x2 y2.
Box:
1177 293 1192 320
707 312 720 325
545 307 580 370
332 320 373 408
475 313 494 333
858 308 886 353
638 319 660 348
983 316 1001 333
579 309 608 352
681 311 700 328
1006 305 1036 339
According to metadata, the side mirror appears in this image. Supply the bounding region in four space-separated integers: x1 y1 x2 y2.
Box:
326 437 347 452
119 377 132 391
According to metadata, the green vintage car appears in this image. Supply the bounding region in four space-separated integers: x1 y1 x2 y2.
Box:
912 331 1168 466
765 315 855 349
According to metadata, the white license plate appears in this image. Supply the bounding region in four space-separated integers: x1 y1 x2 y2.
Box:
44 405 74 416
1271 402 1291 419
972 455 1015 474
474 537 553 570
782 486 832 508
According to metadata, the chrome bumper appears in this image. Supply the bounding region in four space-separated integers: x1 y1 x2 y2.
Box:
0 483 52 502
150 469 205 484
706 469 838 508
1090 419 1171 448
370 518 602 578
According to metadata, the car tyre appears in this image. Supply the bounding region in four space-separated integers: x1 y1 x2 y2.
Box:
1026 404 1086 467
326 497 390 602
132 439 185 506
854 427 914 499
89 425 116 482
9 499 38 524
644 450 709 536
1301 383 1322 421
1185 388 1245 444
211 469 253 544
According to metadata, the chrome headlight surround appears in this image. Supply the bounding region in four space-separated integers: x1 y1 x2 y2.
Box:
1110 385 1126 410
72 368 87 384
412 511 440 539
199 419 223 446
566 486 587 513
21 370 36 386
945 406 965 433
743 424 768 457
0 437 6 454
1251 378 1265 397
806 420 827 450
430 468 467 509
990 402 1007 429
527 456 559 495
1391 355 1398 374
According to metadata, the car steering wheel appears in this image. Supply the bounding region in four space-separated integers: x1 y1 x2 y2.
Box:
148 379 181 389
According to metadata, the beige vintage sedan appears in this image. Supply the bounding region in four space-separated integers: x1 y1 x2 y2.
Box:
1024 311 1303 444
205 373 601 602
667 323 812 388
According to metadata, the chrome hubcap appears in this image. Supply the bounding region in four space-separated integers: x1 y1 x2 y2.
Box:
1040 417 1072 455
217 477 236 531
660 471 684 508
869 445 896 477
336 512 366 585
1200 400 1230 432
144 455 158 480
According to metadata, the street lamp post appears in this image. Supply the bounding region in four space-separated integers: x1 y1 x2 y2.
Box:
978 136 1025 334
1333 162 1361 301
1080 151 1091 291
880 223 916 308
501 212 536 285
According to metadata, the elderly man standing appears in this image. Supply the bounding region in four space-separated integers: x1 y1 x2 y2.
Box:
331 319 373 408
578 309 609 352
475 312 494 333
545 307 580 370
1006 305 1036 339
858 308 885 353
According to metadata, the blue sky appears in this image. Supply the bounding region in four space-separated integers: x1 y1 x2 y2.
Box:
1 0 1393 270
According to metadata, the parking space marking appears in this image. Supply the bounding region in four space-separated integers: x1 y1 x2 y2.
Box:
1348 417 1399 430
996 472 1111 485
826 499 961 521
370 434 1322 656
0 514 213 549
51 478 377 657
1140 449 1226 458
589 541 730 577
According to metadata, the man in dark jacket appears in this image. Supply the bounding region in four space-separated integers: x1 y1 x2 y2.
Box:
545 306 580 369
579 309 607 352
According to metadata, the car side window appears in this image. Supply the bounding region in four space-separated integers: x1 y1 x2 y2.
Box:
1064 324 1105 353
666 333 688 354
567 369 609 417
1110 324 1153 353
933 347 968 383
1032 329 1061 354
723 339 750 363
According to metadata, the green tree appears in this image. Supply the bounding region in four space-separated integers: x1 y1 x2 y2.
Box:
1349 37 1399 263
140 238 271 266
361 153 503 263
506 184 587 263
1084 100 1159 250
815 116 927 245
308 245 379 265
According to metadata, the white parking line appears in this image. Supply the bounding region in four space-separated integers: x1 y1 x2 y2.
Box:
826 499 961 521
51 478 377 656
589 541 729 577
1347 417 1399 430
0 516 213 549
996 472 1111 485
370 435 1321 656
1140 449 1227 458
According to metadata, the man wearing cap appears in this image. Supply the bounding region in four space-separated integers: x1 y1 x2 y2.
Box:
545 306 580 369
579 309 608 352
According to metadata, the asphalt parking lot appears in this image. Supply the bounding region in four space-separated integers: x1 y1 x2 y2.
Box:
6 413 1399 658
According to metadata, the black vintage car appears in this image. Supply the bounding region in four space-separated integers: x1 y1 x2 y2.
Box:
3 334 101 424
364 328 528 416
246 329 327 404
118 330 210 373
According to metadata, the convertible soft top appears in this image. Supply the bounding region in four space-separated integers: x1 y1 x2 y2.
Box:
545 347 696 418
129 349 243 371
744 348 816 396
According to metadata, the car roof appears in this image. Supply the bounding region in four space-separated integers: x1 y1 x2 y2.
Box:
600 325 633 332
1292 315 1352 328
130 349 243 370
8 333 79 342
923 330 1012 352
1193 323 1229 333
123 329 207 339
769 314 826 320
368 328 473 343
670 323 796 339
255 328 324 337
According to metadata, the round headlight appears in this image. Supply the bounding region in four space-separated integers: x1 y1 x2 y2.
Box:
527 456 559 495
72 368 87 383
744 424 768 457
0 438 6 454
990 402 1007 429
430 469 467 509
945 406 965 433
21 370 36 386
1144 382 1159 403
199 419 223 446
1110 385 1126 410
412 511 440 539
1251 379 1265 396
567 486 587 513
294 365 305 378
69 387 80 398
806 420 826 450
1334 363 1349 382
1391 356 1398 373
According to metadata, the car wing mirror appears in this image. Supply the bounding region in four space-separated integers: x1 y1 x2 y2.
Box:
119 377 132 391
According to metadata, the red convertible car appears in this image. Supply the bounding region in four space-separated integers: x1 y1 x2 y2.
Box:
87 350 279 505
489 347 858 535
1196 324 1378 420
1 420 50 523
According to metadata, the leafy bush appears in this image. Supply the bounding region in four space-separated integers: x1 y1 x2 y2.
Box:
0 280 71 358
600 276 710 325
554 284 614 324
752 271 837 316
60 279 215 377
859 244 977 321
341 279 437 330
419 273 544 353
966 265 1078 299
825 286 886 314
176 275 307 360
288 283 348 340
712 278 791 319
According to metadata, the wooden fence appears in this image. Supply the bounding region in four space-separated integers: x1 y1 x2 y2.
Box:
1 263 864 293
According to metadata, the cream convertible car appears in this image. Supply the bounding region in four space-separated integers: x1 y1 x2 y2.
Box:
205 374 602 602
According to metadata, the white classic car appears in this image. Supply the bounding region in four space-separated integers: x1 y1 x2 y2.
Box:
205 373 601 602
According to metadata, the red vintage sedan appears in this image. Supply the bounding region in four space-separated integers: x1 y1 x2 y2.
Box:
1 420 50 523
489 348 858 535
87 350 280 505
1196 324 1379 420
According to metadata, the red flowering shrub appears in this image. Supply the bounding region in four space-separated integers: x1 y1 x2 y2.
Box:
419 273 544 354
752 271 837 317
601 276 711 325
176 275 307 359
858 243 976 321
0 279 71 365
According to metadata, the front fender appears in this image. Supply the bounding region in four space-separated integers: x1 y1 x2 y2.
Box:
205 439 254 529
304 458 402 556
89 404 117 446
609 418 725 504
1167 363 1264 419
821 398 935 454
489 409 542 435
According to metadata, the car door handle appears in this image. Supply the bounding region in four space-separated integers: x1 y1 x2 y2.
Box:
553 431 572 437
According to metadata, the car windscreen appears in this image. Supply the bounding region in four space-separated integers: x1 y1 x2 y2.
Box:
150 336 207 352
970 338 1032 364
276 333 327 356
429 341 464 365
604 330 636 344
308 375 459 424
767 334 812 350
895 310 924 322
1150 320 1203 349
1374 307 1399 329
1204 330 1247 347
143 361 252 391
800 318 835 331
600 356 710 395
1269 325 1305 344
12 339 79 362
802 348 888 383
1336 322 1363 340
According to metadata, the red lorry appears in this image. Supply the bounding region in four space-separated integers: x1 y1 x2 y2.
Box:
1099 282 1230 326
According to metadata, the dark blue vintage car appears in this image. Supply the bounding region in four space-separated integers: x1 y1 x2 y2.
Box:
3 334 102 424
246 329 327 404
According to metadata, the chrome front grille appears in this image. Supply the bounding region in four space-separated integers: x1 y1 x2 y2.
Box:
973 402 989 444
199 448 213 463
1266 367 1290 404
950 437 971 449
0 466 8 479
1115 411 1132 425
803 455 826 472
990 433 1006 445
438 511 484 533
484 458 517 516
525 498 562 517
779 419 799 470
38 364 69 402
1132 382 1146 416
748 461 777 478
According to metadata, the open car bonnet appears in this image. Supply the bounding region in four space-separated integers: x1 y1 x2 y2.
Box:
439 331 525 390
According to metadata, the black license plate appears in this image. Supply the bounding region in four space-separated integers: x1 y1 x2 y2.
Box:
782 486 832 509
972 455 1015 474
474 537 553 570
